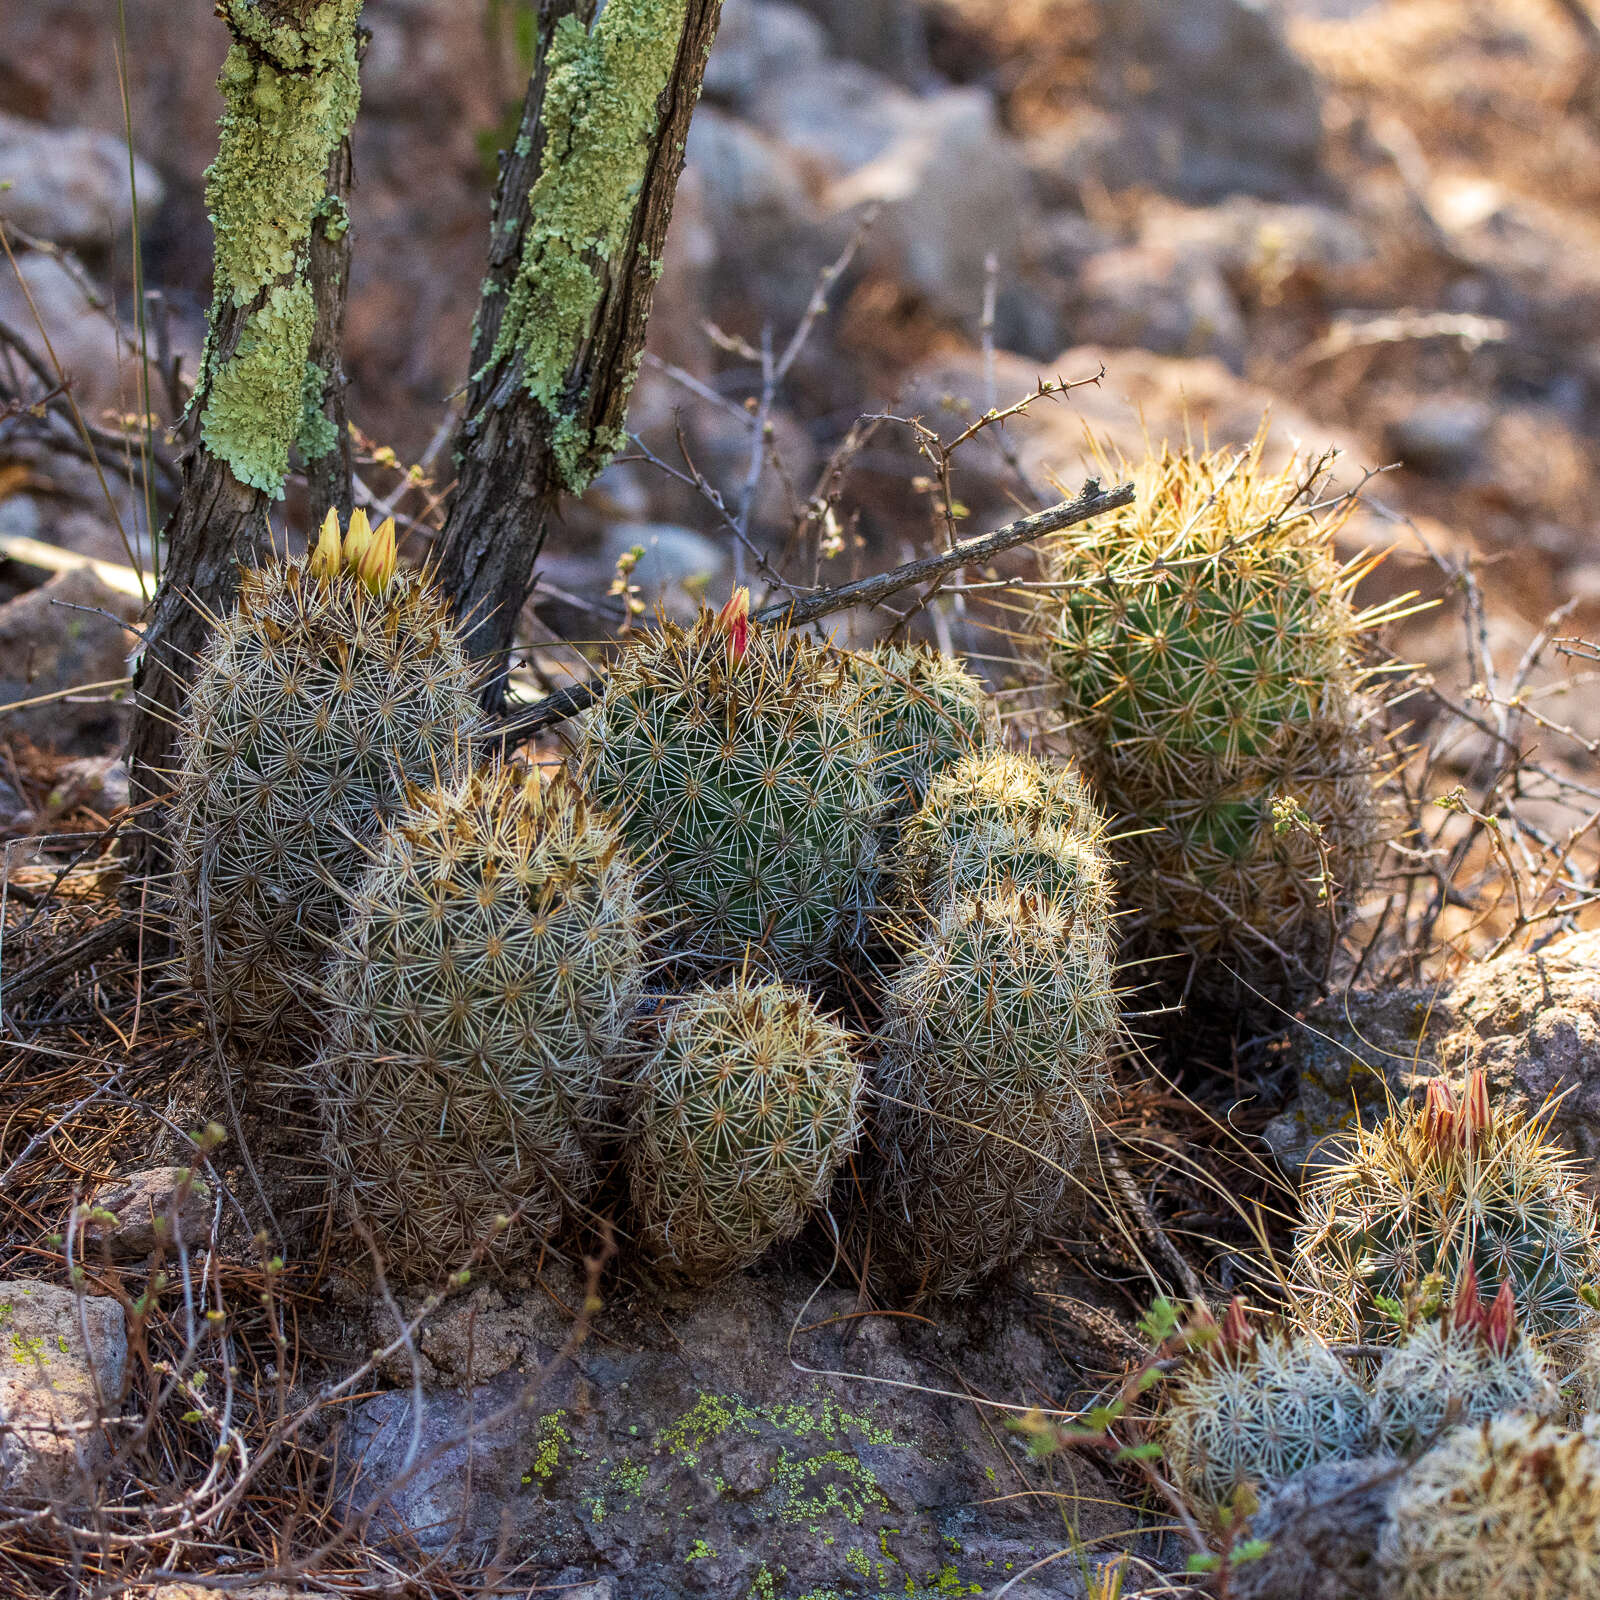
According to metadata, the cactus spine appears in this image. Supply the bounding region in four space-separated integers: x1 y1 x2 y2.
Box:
626 976 863 1281
315 762 646 1284
848 642 993 821
1162 1301 1372 1507
581 591 881 976
1378 1413 1600 1599
1027 427 1404 1013
1295 1072 1600 1357
173 510 481 1051
872 886 1117 1298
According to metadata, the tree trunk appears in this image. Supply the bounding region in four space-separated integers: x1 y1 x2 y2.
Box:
125 1 363 859
433 0 725 714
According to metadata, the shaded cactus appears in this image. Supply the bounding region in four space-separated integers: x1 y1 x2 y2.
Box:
1026 427 1406 1013
1370 1268 1557 1455
847 641 993 820
581 591 881 976
898 747 1107 914
627 976 863 1281
173 510 481 1051
1295 1072 1600 1358
315 762 646 1285
1162 1300 1372 1507
1378 1412 1600 1599
872 887 1117 1298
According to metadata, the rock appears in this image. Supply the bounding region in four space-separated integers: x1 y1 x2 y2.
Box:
0 252 134 419
0 112 164 249
1071 244 1247 370
1265 929 1600 1182
792 0 932 82
340 1264 1134 1595
1383 397 1494 477
750 64 1034 321
1096 0 1325 200
0 564 138 753
0 495 45 543
83 1168 211 1260
705 0 829 109
150 1587 304 1600
0 1279 128 1503
46 753 130 818
1232 1456 1400 1600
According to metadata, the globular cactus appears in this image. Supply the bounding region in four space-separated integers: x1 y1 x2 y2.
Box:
1369 1268 1557 1455
872 887 1117 1298
173 510 481 1051
315 762 646 1285
1162 1300 1373 1508
1026 427 1405 1014
627 976 863 1281
847 642 993 821
1295 1072 1600 1358
898 748 1108 914
581 591 881 976
1378 1412 1600 1599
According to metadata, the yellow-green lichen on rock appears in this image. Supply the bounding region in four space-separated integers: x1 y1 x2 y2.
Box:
487 0 688 492
198 0 362 495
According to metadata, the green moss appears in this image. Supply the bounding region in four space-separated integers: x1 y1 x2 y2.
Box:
199 0 361 496
201 281 317 493
487 0 687 492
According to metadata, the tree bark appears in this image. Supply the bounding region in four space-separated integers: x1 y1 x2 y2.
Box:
433 0 725 714
125 1 363 863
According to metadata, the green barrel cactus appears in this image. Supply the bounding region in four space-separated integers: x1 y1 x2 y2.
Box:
1295 1072 1600 1358
1162 1302 1372 1507
315 761 647 1285
173 510 481 1052
1379 1412 1600 1599
626 976 863 1281
580 590 881 977
847 641 993 820
872 886 1117 1298
1370 1276 1556 1455
897 747 1108 915
1026 427 1405 1014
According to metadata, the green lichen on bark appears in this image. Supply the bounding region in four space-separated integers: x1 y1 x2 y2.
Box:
198 0 361 495
296 358 339 461
488 0 688 492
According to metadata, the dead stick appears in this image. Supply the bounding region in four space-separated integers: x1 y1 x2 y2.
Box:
504 476 1135 738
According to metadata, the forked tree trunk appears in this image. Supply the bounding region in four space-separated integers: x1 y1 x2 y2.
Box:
126 0 364 865
432 0 725 714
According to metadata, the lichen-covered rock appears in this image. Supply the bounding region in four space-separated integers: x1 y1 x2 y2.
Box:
83 1167 212 1260
0 1279 128 1503
1265 929 1600 1182
340 1262 1138 1596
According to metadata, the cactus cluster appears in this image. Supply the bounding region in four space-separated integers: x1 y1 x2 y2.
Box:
581 593 881 976
315 762 647 1283
1370 1270 1557 1454
173 509 481 1051
1295 1072 1600 1356
626 976 863 1281
1161 1301 1372 1506
1378 1412 1600 1599
1026 429 1403 1013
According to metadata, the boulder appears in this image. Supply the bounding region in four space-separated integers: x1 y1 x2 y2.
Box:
1094 0 1325 200
0 251 136 419
0 564 138 753
1264 929 1600 1182
339 1263 1137 1596
704 0 830 109
1071 244 1247 370
0 112 164 250
0 1279 128 1503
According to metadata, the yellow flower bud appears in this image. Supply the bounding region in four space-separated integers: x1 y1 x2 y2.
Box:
356 514 398 594
308 507 342 582
342 506 373 574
